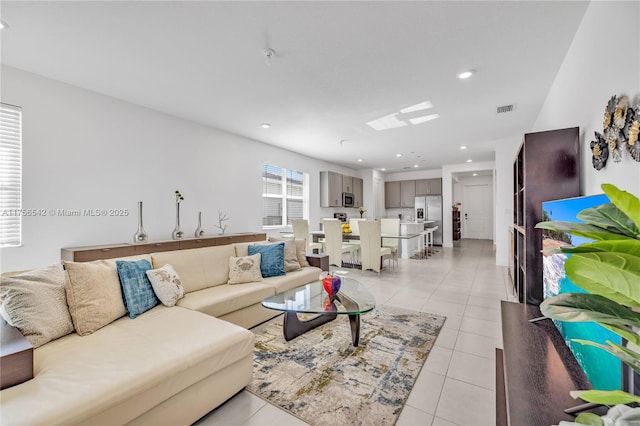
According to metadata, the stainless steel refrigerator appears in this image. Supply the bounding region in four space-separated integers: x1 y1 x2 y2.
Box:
414 196 443 245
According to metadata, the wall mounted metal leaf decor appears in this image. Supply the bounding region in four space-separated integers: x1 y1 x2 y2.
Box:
597 94 640 169
627 105 640 162
590 131 609 170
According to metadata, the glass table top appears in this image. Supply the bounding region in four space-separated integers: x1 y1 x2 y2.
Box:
262 277 376 315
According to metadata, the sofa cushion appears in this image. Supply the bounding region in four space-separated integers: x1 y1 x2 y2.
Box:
228 254 263 284
295 239 311 268
115 259 159 318
268 236 301 272
146 264 185 307
151 245 236 293
63 260 127 336
0 264 74 348
263 266 323 293
177 282 275 317
248 242 285 278
233 240 269 257
0 305 254 425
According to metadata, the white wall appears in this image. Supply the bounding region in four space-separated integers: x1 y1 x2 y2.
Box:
0 66 357 271
532 0 640 198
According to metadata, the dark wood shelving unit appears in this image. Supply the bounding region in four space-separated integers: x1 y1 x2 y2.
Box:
452 210 461 241
512 127 580 304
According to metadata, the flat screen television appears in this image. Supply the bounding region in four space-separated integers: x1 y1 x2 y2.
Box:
541 194 622 391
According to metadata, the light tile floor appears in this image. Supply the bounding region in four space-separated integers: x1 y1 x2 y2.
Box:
195 239 516 426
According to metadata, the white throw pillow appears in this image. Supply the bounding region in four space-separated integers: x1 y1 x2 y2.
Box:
228 254 263 284
145 264 185 307
0 264 74 348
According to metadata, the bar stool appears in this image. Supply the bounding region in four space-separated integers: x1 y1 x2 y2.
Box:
424 227 437 257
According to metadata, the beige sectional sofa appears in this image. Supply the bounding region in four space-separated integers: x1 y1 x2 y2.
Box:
0 240 322 425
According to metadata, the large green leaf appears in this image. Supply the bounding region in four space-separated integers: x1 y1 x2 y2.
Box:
573 339 640 375
539 293 640 327
558 240 640 256
578 203 638 237
535 221 633 241
565 253 640 306
602 184 640 234
600 323 640 347
574 413 604 426
570 390 640 405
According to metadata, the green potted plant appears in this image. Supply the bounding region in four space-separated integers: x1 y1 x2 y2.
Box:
535 184 640 425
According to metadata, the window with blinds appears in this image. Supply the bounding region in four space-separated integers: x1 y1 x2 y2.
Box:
262 164 307 227
0 104 22 247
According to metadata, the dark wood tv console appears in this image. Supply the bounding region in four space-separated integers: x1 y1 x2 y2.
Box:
497 301 606 425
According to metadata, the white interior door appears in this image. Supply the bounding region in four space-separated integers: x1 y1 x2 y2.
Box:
462 183 492 239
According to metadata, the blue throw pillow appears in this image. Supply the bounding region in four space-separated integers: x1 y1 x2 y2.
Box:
248 242 286 278
115 259 159 319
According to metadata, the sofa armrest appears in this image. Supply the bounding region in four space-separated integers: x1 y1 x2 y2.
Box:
0 319 33 390
306 254 329 272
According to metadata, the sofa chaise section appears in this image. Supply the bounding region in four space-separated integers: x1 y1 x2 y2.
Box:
0 305 254 425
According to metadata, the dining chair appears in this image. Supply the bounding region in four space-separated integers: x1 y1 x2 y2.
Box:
292 219 322 253
358 220 393 275
322 219 358 268
380 218 400 268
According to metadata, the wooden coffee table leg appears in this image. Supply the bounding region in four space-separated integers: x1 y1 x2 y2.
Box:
348 314 361 346
282 311 337 341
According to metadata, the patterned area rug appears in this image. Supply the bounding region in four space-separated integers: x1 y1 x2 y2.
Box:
247 306 446 426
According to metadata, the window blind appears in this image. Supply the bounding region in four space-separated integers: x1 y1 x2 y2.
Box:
262 164 307 227
0 104 22 247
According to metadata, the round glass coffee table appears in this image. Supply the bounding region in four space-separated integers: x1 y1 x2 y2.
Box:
262 277 376 346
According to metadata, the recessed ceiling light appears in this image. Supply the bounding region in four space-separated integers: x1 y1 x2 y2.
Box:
396 153 402 158
260 123 271 129
457 70 474 79
466 159 473 163
459 145 468 150
413 165 419 168
0 20 8 30
381 168 386 171
473 173 477 176
357 158 363 163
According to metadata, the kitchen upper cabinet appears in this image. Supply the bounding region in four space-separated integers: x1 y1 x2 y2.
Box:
384 181 401 208
320 171 343 207
400 180 416 207
385 180 416 207
342 175 353 193
415 178 442 195
353 177 363 208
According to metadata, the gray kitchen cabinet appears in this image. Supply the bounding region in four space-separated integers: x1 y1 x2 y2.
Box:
342 175 353 193
400 180 416 207
385 181 401 208
353 177 363 208
320 171 344 207
415 178 442 195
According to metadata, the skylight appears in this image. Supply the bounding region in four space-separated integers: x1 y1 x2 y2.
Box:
409 114 440 125
366 113 408 131
366 100 439 131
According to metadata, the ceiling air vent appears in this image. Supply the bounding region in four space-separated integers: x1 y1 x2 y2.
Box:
497 104 515 114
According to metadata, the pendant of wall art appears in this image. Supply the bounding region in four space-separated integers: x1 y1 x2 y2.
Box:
627 105 640 162
603 95 625 163
590 131 609 170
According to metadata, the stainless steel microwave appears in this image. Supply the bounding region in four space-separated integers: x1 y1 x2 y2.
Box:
342 192 354 207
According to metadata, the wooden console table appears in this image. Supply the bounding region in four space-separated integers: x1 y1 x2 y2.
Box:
497 301 606 425
61 232 266 261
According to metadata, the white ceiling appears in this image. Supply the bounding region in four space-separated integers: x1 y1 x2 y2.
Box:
0 1 589 172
